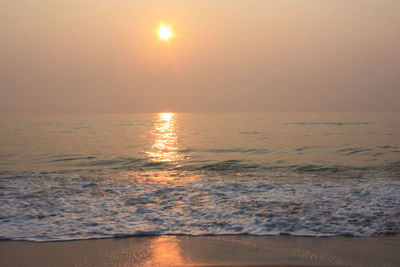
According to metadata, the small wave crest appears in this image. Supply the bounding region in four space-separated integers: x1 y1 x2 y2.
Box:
287 122 370 126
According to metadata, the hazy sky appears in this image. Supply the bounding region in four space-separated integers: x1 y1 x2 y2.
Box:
1 0 399 113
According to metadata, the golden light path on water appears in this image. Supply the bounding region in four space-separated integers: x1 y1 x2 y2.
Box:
128 112 196 183
146 113 182 163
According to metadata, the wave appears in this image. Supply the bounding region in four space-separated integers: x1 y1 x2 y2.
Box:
2 159 399 178
0 172 398 241
201 148 271 155
46 156 97 163
197 160 260 171
381 161 400 172
287 122 370 126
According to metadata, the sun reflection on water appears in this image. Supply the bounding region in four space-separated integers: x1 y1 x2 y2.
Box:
146 113 181 163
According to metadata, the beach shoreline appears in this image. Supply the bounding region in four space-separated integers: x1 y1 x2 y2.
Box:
1 235 399 267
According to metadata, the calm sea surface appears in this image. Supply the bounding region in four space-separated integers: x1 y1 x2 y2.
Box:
0 113 399 241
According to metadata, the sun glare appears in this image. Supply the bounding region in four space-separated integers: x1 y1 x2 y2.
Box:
160 112 173 121
146 113 182 163
158 25 172 40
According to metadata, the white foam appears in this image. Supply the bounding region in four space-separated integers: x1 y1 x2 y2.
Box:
0 172 399 241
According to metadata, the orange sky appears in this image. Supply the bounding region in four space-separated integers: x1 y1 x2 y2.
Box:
1 0 399 113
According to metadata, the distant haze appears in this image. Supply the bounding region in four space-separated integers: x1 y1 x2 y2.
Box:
1 0 399 113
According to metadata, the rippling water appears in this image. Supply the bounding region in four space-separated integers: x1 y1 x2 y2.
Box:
0 113 399 241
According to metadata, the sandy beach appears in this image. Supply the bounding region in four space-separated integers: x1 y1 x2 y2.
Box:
1 235 399 267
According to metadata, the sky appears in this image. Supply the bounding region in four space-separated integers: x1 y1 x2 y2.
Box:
0 0 399 113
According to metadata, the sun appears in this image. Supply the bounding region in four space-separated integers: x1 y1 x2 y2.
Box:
158 24 172 40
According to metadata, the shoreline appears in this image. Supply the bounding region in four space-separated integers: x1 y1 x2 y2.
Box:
1 235 399 267
2 232 396 243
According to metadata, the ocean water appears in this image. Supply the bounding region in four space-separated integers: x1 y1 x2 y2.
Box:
0 113 399 241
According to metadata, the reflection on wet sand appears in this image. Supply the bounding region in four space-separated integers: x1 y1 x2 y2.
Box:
146 113 182 163
143 236 184 266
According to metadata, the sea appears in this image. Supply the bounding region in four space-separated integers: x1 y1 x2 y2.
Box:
0 113 399 241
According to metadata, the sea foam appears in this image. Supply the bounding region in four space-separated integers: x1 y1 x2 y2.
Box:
0 171 398 241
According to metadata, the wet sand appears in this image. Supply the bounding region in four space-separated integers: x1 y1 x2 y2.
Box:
0 235 399 267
